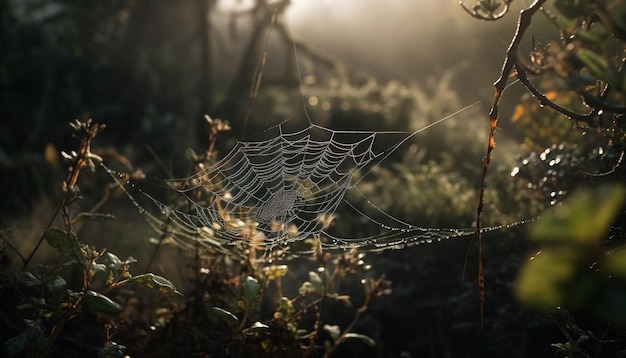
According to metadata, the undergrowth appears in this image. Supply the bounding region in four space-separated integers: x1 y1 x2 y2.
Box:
0 118 392 358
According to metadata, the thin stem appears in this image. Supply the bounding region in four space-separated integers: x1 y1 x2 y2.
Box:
22 201 62 270
476 0 547 328
323 296 370 358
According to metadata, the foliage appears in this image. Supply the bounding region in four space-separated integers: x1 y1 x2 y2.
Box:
0 117 396 358
0 120 181 358
130 119 393 358
517 184 626 311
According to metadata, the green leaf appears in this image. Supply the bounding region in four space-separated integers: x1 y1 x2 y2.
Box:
242 276 260 309
604 248 626 278
211 307 239 328
126 273 182 296
530 185 625 245
263 265 288 280
4 322 45 358
577 28 610 45
277 296 294 318
74 212 115 222
44 227 83 261
343 333 376 347
309 271 323 293
242 321 269 335
82 290 123 315
45 276 68 307
17 298 51 311
299 282 314 295
103 252 121 270
18 272 41 288
92 263 107 275
516 249 578 310
98 342 126 358
575 48 620 86
323 324 341 340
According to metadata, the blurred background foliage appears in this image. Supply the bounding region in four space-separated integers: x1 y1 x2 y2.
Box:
1 0 626 357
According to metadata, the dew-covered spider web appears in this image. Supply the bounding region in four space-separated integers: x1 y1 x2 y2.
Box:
102 100 524 258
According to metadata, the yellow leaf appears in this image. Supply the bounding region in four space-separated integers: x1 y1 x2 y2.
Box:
545 91 558 101
512 104 525 122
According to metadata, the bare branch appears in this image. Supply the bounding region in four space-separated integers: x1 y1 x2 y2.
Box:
475 0 547 328
514 66 597 126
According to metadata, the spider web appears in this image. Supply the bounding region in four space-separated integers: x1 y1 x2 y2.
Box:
103 102 511 257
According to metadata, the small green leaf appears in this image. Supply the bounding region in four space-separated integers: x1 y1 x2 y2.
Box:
263 265 288 280
18 272 41 287
102 252 121 271
242 276 260 309
82 290 123 315
577 28 610 45
126 273 182 296
323 324 341 340
44 227 83 261
45 276 68 307
92 263 107 275
98 342 126 358
343 333 376 347
277 296 294 318
4 322 45 358
121 256 138 266
309 271 323 293
242 321 269 335
17 298 50 311
74 212 115 222
299 282 314 295
211 307 239 328
576 48 620 85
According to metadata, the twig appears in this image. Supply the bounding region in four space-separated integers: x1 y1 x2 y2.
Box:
585 150 625 177
515 67 596 126
460 0 513 21
475 0 547 328
241 2 280 137
0 230 26 265
22 201 63 270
